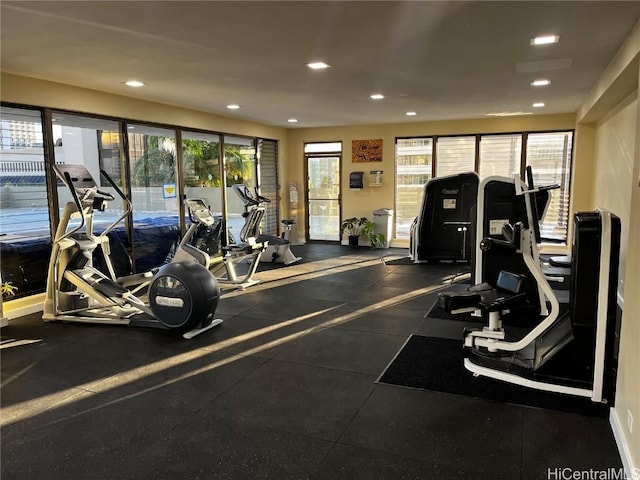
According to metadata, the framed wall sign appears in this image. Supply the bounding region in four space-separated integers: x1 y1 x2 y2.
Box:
352 139 383 162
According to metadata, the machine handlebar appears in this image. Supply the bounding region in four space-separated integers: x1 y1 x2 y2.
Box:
98 169 133 237
479 237 518 254
479 222 523 254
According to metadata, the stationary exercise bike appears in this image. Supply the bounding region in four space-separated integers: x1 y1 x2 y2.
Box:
232 184 301 265
182 197 266 289
42 164 223 339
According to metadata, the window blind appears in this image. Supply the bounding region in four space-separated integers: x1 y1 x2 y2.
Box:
526 132 573 241
436 136 475 177
479 134 522 180
394 137 433 239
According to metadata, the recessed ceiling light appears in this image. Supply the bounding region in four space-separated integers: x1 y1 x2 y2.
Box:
307 62 331 70
287 118 298 123
370 94 385 100
530 35 559 46
531 79 551 86
226 104 240 110
532 102 545 108
406 111 417 116
124 80 145 87
127 126 135 129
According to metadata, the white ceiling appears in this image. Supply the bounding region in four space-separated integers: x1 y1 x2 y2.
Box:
2 1 640 128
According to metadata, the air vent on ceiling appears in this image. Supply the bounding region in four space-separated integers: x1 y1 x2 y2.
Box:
514 58 574 73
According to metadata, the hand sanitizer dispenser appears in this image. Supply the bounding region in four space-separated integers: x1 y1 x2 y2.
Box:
370 170 383 187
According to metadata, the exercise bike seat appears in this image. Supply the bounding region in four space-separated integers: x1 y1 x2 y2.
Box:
258 234 287 245
281 219 296 226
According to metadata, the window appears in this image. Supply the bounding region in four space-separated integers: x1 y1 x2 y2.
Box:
0 107 48 236
182 130 222 212
526 132 573 241
224 135 257 241
0 106 49 299
304 142 342 154
395 138 433 239
257 139 279 236
127 124 180 273
224 136 256 189
51 111 124 207
394 130 573 242
479 134 522 180
0 100 289 301
436 136 475 177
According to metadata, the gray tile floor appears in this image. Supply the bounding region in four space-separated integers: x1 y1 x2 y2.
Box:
1 245 622 479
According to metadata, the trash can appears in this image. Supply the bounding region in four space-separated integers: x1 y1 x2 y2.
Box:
373 208 393 248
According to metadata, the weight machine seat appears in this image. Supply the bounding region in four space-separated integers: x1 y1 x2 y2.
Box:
468 282 494 292
439 291 482 311
438 270 528 313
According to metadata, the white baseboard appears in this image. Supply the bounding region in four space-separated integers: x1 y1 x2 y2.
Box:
610 408 636 478
3 294 45 320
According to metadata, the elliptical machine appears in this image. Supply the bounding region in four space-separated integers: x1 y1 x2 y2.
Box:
42 164 223 339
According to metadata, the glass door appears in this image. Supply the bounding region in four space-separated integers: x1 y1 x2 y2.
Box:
307 155 340 241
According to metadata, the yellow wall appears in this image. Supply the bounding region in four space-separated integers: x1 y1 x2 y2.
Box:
577 19 640 472
286 115 576 246
617 82 640 469
593 93 638 300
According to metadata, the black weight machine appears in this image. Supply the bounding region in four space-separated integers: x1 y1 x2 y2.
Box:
438 170 621 403
43 164 223 339
410 172 479 263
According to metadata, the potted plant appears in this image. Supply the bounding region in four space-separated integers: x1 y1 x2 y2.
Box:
340 216 368 247
361 220 386 249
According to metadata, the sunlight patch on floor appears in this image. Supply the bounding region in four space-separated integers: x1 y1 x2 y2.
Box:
0 276 448 428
